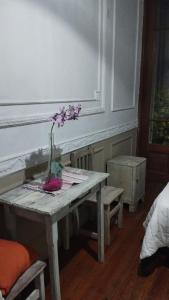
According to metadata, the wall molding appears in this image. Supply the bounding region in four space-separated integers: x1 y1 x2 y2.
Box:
0 106 105 129
111 0 141 112
0 120 138 177
0 98 97 106
97 0 106 111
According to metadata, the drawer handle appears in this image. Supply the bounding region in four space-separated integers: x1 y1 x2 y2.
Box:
136 179 139 183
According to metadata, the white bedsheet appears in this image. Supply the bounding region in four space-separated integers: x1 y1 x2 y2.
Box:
140 183 169 259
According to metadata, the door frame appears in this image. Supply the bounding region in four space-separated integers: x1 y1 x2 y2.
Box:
138 0 169 182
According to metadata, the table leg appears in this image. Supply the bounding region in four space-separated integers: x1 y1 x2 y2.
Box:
96 183 104 262
45 217 61 300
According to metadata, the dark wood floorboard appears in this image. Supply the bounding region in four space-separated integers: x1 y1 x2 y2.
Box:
46 182 169 300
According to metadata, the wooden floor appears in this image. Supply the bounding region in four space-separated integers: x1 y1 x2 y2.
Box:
46 182 169 300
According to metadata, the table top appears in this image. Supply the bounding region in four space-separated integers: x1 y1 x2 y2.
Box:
0 167 108 216
108 155 146 167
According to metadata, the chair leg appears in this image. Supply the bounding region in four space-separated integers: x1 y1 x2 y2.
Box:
104 205 111 246
129 203 136 213
62 215 70 250
117 197 123 228
35 271 45 300
0 291 4 300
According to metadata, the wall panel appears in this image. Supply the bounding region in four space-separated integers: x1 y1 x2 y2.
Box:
111 0 143 111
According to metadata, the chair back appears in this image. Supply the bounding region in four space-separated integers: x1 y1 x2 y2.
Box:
70 147 93 170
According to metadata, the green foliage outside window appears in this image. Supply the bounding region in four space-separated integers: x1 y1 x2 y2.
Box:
150 89 169 145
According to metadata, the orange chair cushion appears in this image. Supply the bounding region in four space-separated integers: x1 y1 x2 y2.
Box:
0 239 38 296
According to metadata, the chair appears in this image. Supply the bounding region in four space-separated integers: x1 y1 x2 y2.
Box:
0 239 46 300
70 146 124 246
61 147 93 250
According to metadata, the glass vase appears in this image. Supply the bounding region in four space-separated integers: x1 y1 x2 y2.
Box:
47 131 55 179
43 131 63 191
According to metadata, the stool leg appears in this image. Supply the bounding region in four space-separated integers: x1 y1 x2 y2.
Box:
104 205 111 246
117 196 123 228
35 271 45 300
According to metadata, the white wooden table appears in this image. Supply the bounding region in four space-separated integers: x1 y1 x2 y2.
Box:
0 167 108 300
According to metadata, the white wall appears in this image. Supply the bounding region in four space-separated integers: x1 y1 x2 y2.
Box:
0 0 144 177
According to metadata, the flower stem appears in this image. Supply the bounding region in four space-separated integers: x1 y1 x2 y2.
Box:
49 122 55 177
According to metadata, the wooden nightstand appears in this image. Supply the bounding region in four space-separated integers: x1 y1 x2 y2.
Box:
107 156 146 212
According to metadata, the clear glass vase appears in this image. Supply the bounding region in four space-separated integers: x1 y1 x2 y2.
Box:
47 131 55 178
43 131 63 191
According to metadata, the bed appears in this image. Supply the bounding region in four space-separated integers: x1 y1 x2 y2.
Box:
140 183 169 259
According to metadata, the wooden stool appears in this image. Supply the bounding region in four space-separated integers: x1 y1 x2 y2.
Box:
61 147 124 249
87 186 124 245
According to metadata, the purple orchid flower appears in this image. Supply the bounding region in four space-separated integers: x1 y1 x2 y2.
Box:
51 104 81 126
48 105 81 175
